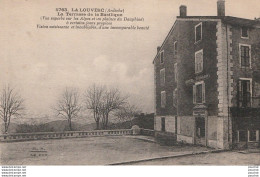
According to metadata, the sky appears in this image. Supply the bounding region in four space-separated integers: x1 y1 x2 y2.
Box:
0 0 259 122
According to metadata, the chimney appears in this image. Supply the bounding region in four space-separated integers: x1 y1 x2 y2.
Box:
179 5 187 17
217 0 225 16
157 46 161 53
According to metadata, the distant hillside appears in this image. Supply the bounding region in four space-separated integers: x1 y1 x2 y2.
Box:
44 120 96 132
1 120 96 134
1 113 154 134
0 123 19 134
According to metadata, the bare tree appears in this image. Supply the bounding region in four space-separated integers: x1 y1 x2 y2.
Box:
54 88 81 131
83 84 105 130
115 104 141 127
100 88 128 129
0 86 24 134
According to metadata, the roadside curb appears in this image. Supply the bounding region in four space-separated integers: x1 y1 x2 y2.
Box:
109 149 227 165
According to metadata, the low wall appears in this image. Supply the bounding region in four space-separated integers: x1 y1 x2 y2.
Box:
141 129 155 136
177 134 193 144
0 129 133 142
0 128 178 144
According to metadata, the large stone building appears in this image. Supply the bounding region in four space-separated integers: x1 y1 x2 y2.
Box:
153 0 260 149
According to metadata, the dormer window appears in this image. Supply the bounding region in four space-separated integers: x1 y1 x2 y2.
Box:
195 23 202 43
241 27 249 38
160 51 164 64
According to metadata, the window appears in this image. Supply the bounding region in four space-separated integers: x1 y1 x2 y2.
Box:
241 27 249 38
174 41 177 55
161 117 165 132
160 68 165 86
237 131 246 142
238 79 252 108
195 23 202 43
195 50 203 73
239 44 251 68
193 81 205 104
161 91 166 108
160 51 164 64
248 130 257 142
174 63 177 82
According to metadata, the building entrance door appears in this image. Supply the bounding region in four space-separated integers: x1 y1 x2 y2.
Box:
195 117 206 145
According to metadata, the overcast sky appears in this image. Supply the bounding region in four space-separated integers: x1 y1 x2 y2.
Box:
0 0 259 120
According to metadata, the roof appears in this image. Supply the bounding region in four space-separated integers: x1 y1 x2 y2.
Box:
153 16 260 64
177 16 260 27
223 16 260 27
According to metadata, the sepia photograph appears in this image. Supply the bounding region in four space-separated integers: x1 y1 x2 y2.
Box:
0 0 259 173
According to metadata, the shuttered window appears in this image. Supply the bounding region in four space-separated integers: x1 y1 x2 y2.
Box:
195 23 202 42
240 45 250 67
160 69 165 86
174 41 177 55
160 51 164 64
195 50 203 73
193 82 205 104
237 79 251 107
161 91 166 108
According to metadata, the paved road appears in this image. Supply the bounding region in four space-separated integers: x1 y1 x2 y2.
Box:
128 151 260 165
0 136 209 165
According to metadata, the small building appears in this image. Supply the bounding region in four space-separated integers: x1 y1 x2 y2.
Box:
153 0 260 149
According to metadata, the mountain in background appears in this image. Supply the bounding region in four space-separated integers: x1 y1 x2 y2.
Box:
0 120 96 134
0 113 154 134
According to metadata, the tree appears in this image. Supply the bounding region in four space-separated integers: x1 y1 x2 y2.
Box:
99 88 128 129
115 103 141 127
54 88 81 131
83 84 105 130
0 86 24 134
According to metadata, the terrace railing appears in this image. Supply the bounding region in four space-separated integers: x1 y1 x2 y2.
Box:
0 129 133 142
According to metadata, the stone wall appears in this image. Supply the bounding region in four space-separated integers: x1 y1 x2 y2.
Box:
154 116 176 133
178 116 194 137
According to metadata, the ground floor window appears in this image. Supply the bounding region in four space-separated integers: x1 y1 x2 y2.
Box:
237 130 247 142
161 117 165 132
248 130 259 142
237 130 259 142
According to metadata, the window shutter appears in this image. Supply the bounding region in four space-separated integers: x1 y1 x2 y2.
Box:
238 80 242 99
246 81 250 92
241 47 245 66
246 47 249 66
161 91 166 108
193 85 196 104
202 82 205 103
246 81 251 107
160 69 165 86
238 80 242 107
160 52 164 63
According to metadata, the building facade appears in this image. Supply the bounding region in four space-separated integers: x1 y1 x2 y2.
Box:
153 0 260 149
